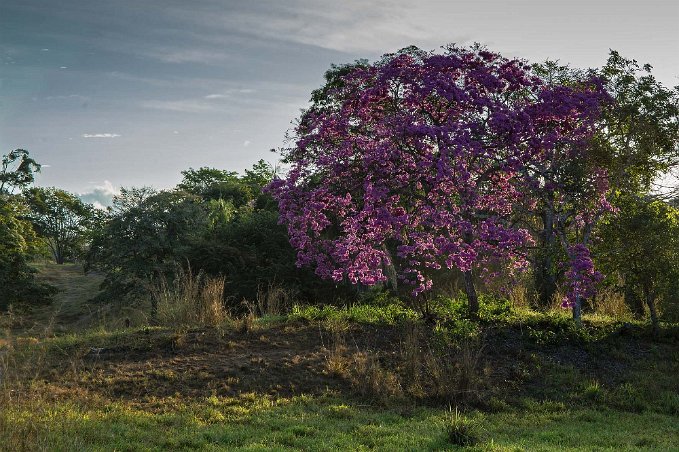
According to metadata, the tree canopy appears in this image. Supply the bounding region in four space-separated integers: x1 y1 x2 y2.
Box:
269 45 608 316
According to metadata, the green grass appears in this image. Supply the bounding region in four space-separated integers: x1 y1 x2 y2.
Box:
289 302 418 325
2 393 678 451
24 261 106 332
4 269 679 451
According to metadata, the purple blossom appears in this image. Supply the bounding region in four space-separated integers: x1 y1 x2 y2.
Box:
267 45 607 299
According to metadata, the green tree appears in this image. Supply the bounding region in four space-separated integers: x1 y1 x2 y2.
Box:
0 195 54 310
0 149 41 194
24 187 94 264
242 159 275 187
86 189 209 312
110 186 157 214
0 149 54 310
596 195 679 335
177 167 239 193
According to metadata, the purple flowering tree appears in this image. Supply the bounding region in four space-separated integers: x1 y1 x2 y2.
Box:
521 67 613 323
269 45 607 318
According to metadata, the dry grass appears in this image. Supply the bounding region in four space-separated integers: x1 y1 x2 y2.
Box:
590 288 632 319
321 317 350 376
244 284 294 317
425 336 487 403
347 350 403 401
150 267 230 328
320 318 488 405
508 284 531 309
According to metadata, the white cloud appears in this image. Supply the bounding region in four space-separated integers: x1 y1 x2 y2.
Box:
205 89 255 100
141 99 216 113
82 133 121 138
79 180 119 209
45 94 89 101
170 1 464 55
243 140 251 147
144 48 232 64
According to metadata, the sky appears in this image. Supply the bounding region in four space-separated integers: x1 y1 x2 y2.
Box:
1 0 678 206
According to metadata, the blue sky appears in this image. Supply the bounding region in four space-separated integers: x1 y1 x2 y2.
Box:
1 0 677 205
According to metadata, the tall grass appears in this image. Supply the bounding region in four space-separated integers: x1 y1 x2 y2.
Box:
246 284 293 317
590 287 632 319
150 267 229 327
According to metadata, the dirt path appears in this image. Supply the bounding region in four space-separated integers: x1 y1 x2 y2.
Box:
30 262 105 332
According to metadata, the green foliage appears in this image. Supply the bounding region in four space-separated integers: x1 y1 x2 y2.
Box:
290 302 417 325
86 189 208 304
0 149 41 195
24 187 95 264
0 196 55 310
308 59 370 110
87 161 340 310
176 166 239 193
596 51 679 193
529 52 679 311
188 208 302 305
182 162 343 308
431 293 512 322
596 194 679 323
445 408 480 447
0 149 54 310
242 159 275 188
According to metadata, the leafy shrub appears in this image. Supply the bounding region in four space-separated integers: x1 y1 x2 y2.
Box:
290 303 417 325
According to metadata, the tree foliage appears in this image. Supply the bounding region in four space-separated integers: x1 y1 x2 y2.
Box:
528 52 679 316
0 149 41 195
86 189 208 305
24 187 94 264
86 161 336 311
596 194 679 333
0 149 54 310
269 45 607 316
0 196 55 310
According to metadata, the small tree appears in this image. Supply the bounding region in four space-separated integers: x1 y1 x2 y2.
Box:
0 196 55 310
597 195 679 335
177 167 239 193
24 187 94 264
86 189 209 312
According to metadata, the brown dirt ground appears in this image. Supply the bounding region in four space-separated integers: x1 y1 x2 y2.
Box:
36 323 404 408
19 320 678 411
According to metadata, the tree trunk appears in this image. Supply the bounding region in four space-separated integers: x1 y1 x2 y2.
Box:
381 244 398 292
572 294 583 327
464 270 479 317
645 292 659 338
534 207 557 309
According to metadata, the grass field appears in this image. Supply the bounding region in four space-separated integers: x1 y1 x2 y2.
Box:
1 262 678 451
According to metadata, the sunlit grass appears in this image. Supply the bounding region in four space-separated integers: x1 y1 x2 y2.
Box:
3 264 678 451
2 393 678 451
